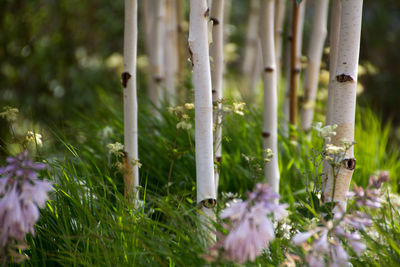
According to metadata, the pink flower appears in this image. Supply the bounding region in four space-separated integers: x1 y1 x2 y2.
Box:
0 151 52 248
211 183 287 264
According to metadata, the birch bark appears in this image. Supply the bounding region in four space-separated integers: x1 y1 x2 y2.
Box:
164 0 179 104
123 0 139 202
189 0 216 212
153 0 166 107
322 0 363 207
242 0 261 99
274 0 286 87
300 0 329 132
210 0 224 196
260 0 280 196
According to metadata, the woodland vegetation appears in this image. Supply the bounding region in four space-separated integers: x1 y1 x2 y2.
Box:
1 0 400 266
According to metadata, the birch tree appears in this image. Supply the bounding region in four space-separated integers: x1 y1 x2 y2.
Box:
274 0 286 86
288 0 304 139
189 0 216 216
260 0 280 196
300 0 329 133
241 0 262 99
164 0 179 104
122 0 139 202
210 0 224 195
322 0 363 208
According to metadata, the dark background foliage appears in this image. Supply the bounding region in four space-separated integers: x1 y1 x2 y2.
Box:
1 0 399 141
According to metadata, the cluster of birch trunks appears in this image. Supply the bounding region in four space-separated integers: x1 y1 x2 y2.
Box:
121 0 363 213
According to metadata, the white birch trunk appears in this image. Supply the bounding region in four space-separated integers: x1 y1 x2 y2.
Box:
322 0 341 196
153 0 166 107
210 0 224 196
189 0 216 211
242 0 261 98
261 0 280 196
325 0 341 126
282 0 306 136
274 0 286 87
142 0 157 108
123 0 139 202
300 0 329 132
164 0 179 104
322 0 363 207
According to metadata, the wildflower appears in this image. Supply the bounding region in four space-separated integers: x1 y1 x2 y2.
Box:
98 126 114 139
25 131 43 147
211 183 288 264
184 103 194 110
107 142 124 157
0 106 18 122
325 144 345 155
312 122 337 143
233 102 245 116
0 151 52 247
176 121 192 130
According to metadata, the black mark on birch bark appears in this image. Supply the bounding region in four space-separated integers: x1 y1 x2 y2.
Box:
121 72 131 88
212 89 217 94
210 17 219 25
154 75 164 83
262 132 271 138
188 47 194 68
204 8 210 18
200 198 216 208
264 67 274 73
343 158 356 170
216 156 222 163
336 74 354 83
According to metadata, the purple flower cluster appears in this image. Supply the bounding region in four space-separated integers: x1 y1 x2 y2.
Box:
211 183 288 264
0 151 52 247
291 171 389 266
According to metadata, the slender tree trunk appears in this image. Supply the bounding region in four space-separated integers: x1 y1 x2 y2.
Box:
282 0 306 137
210 0 224 196
274 0 286 88
325 0 341 126
300 0 329 133
288 0 302 140
322 0 363 207
142 0 157 107
152 0 166 107
122 0 139 203
322 0 341 197
189 0 216 214
176 0 186 103
164 0 179 104
260 0 280 196
241 0 261 100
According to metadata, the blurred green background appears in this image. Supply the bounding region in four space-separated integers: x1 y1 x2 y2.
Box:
1 0 400 151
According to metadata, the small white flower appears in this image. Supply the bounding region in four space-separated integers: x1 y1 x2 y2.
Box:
184 103 194 110
26 131 43 147
233 102 246 116
107 142 124 157
176 121 192 130
0 106 19 122
325 144 345 155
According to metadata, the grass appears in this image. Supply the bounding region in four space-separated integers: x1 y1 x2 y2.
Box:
3 86 400 266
